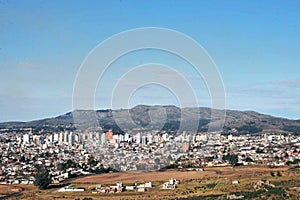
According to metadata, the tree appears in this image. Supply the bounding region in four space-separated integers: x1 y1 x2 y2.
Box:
277 171 282 177
222 154 238 166
270 171 275 177
246 157 254 163
137 164 146 171
34 167 51 190
286 160 293 166
293 159 300 164
229 154 238 166
154 158 161 165
87 156 98 167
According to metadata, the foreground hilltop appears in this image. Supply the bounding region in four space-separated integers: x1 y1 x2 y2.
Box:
1 105 300 135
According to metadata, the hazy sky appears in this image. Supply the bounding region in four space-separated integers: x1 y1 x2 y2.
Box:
0 0 300 122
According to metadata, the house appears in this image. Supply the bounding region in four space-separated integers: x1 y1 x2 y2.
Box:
163 182 176 189
96 184 101 190
125 185 135 190
138 187 146 192
116 182 123 188
145 182 152 188
162 178 179 189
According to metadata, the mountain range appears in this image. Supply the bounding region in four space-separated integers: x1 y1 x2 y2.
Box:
1 105 300 135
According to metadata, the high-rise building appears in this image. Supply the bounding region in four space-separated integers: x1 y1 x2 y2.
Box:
59 132 64 143
148 135 153 144
74 134 79 143
68 132 75 146
119 134 124 142
23 133 30 144
53 133 59 142
101 133 106 145
124 133 130 142
135 133 141 144
64 132 69 144
142 135 147 145
264 133 268 142
33 135 42 145
47 134 53 143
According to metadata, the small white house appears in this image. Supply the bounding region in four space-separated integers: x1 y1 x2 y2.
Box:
145 182 152 188
162 178 179 189
163 182 176 189
138 187 146 192
125 185 135 190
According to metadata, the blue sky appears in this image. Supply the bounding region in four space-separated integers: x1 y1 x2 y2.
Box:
0 0 300 122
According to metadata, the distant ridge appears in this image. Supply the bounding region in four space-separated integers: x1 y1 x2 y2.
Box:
1 105 300 135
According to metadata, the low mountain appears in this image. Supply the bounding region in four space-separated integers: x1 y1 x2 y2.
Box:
0 105 300 135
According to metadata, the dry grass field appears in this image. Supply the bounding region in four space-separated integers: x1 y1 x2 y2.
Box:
0 185 23 199
71 166 288 184
3 166 300 200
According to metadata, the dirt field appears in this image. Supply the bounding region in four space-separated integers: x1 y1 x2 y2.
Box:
0 185 23 199
71 166 289 184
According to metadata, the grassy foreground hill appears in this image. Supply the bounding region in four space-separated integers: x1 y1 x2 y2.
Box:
4 166 300 200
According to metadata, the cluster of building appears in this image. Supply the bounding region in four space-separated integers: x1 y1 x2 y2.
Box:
85 129 300 171
93 181 153 193
59 178 178 194
0 126 300 186
0 129 107 185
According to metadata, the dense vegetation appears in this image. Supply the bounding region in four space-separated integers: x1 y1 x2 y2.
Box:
236 124 262 134
222 154 238 166
34 167 51 190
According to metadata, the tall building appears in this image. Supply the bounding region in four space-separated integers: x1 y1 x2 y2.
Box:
119 134 124 142
148 135 153 144
89 132 93 140
33 135 42 145
59 132 64 143
47 134 53 143
64 132 69 144
135 133 141 144
154 135 160 143
101 133 106 145
68 132 75 146
23 133 30 144
142 135 147 145
124 133 130 142
264 133 268 142
54 133 59 142
74 134 79 143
